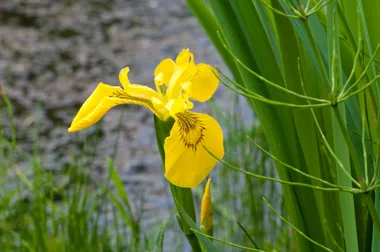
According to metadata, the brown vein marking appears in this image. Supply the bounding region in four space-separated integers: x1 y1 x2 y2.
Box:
110 89 154 110
176 111 205 151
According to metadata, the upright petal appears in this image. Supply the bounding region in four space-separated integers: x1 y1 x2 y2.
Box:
68 83 159 132
164 112 224 188
176 49 194 67
119 67 161 100
154 58 175 85
189 64 219 102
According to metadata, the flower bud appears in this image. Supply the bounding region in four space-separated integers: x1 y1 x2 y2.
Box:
200 178 213 235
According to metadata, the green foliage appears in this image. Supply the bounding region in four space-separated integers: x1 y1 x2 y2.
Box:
0 88 156 251
187 0 380 251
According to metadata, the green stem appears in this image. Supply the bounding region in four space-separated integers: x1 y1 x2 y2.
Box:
191 229 264 252
366 193 380 240
216 46 330 102
302 19 330 88
263 197 334 252
333 106 365 188
154 116 202 252
205 146 360 193
248 137 352 189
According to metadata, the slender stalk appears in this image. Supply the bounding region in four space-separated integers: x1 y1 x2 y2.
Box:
361 90 369 184
338 74 380 102
205 146 360 193
191 229 264 252
307 0 332 16
217 45 330 103
258 0 300 19
305 0 311 11
340 45 380 98
248 137 352 189
372 156 380 187
331 3 338 95
331 102 360 252
263 197 334 252
219 77 331 109
357 0 380 94
302 19 329 86
309 107 361 188
366 194 380 240
340 10 362 95
333 107 365 187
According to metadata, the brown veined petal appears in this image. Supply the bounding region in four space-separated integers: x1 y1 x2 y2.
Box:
189 64 219 102
68 83 159 132
154 58 175 85
164 111 224 188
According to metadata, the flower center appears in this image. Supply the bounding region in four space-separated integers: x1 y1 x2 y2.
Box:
154 71 194 118
175 111 205 150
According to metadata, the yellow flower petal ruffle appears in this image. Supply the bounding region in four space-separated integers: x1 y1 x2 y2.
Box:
164 111 224 188
189 64 219 102
68 83 157 132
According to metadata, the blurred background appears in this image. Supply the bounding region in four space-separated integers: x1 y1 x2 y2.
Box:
0 1 283 251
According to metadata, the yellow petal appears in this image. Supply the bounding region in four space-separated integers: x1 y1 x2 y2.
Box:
118 67 132 89
151 97 170 120
175 49 194 67
166 50 196 99
189 64 219 102
154 58 175 85
68 83 158 132
119 67 160 100
164 98 186 117
164 112 224 188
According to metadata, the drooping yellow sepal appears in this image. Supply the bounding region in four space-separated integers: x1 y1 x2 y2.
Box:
68 83 159 132
164 112 224 188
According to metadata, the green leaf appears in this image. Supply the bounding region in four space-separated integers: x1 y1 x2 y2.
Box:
107 158 133 216
154 221 169 252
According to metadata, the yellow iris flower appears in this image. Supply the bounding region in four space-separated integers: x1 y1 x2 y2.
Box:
68 49 224 188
